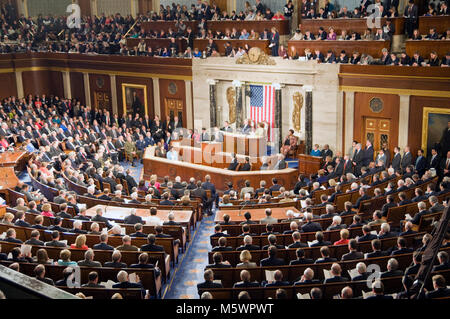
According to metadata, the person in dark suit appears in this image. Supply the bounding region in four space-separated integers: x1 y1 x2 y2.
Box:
227 153 239 171
425 275 450 299
239 157 251 171
205 252 232 269
124 209 144 225
315 246 338 264
112 270 145 297
301 213 322 233
294 267 320 286
404 251 422 276
363 141 374 167
352 143 364 176
197 269 223 296
432 251 450 272
130 223 148 238
233 270 260 288
352 262 370 281
409 201 429 225
324 263 349 284
93 233 115 251
264 269 291 287
269 27 279 57
414 149 427 177
210 224 230 239
140 234 165 252
290 248 314 265
3 229 23 244
104 251 127 268
81 271 105 288
211 237 233 252
44 231 67 248
365 281 393 299
357 225 378 242
428 148 440 172
261 235 285 251
401 147 413 173
353 187 371 209
341 239 364 261
391 146 402 173
288 231 308 249
236 235 260 251
390 237 413 256
24 230 45 246
34 264 55 286
381 195 397 217
366 239 388 259
380 258 404 278
14 211 31 228
310 231 332 247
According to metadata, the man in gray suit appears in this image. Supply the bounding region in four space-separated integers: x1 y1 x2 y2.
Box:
273 154 286 170
401 146 412 173
77 249 102 267
260 208 278 224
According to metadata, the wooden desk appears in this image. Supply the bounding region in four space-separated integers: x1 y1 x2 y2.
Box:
0 151 28 203
288 40 391 58
215 207 300 223
298 154 322 176
405 40 450 59
0 150 28 168
141 20 290 35
418 16 450 35
85 204 192 226
299 17 405 36
194 39 270 55
222 132 266 157
143 149 298 191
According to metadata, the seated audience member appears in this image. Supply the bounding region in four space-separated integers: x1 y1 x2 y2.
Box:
205 252 232 269
425 275 450 299
315 246 337 264
236 250 257 268
324 263 349 283
260 246 285 267
197 269 223 296
365 281 393 299
290 248 314 265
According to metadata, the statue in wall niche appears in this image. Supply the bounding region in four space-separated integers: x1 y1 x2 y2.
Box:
292 92 303 132
227 86 236 124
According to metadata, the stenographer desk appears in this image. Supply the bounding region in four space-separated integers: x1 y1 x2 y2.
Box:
143 147 298 191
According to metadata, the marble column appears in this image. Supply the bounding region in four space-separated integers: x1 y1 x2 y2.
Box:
110 75 118 115
83 72 91 107
207 79 218 128
233 80 243 129
184 80 193 129
344 91 355 156
15 71 24 98
152 77 161 117
274 83 283 150
398 94 410 150
62 71 72 100
304 85 313 154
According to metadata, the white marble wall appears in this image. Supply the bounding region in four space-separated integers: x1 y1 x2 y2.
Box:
192 57 341 151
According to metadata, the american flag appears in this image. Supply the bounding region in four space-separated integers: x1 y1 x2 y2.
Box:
249 84 275 141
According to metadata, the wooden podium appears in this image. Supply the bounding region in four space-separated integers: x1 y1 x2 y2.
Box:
298 154 323 176
222 132 266 157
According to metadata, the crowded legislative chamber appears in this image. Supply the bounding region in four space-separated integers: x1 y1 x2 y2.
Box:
0 0 449 302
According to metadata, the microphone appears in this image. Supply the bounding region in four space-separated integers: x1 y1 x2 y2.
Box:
169 198 182 215
238 198 250 217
